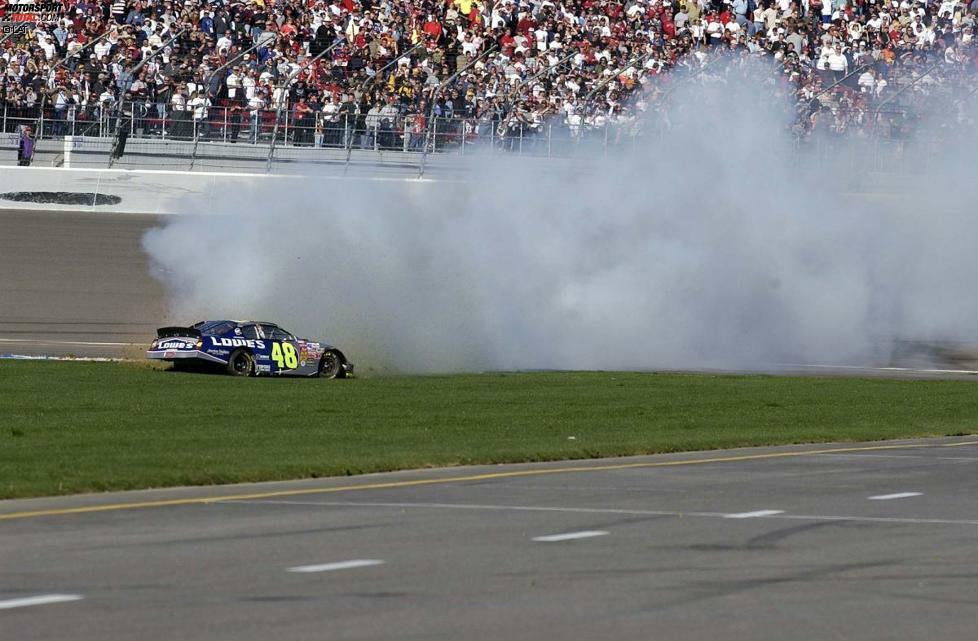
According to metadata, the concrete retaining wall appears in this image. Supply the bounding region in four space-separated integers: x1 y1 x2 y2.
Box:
0 134 532 176
0 165 442 215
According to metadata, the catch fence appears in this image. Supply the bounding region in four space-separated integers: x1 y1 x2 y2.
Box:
0 98 950 179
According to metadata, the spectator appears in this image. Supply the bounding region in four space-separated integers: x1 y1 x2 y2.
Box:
17 124 35 166
188 89 210 139
0 0 973 151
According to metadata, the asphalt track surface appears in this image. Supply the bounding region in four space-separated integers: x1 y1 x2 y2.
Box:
2 437 977 640
0 208 166 358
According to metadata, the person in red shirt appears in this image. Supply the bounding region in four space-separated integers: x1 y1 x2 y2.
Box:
660 11 676 39
423 14 442 40
354 30 367 50
499 29 515 57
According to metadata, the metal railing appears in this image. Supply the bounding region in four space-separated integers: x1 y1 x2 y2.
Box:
6 107 932 159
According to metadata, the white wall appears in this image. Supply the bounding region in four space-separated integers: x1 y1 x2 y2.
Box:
0 166 302 214
0 165 453 215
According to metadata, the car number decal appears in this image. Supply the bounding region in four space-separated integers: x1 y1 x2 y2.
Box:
271 341 299 370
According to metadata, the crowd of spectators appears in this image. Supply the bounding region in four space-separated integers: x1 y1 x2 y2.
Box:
0 0 977 150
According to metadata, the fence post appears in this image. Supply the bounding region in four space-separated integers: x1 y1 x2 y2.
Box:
403 119 409 152
604 121 609 157
264 110 273 164
343 113 354 173
222 106 228 142
460 119 465 155
2 104 5 133
489 119 494 153
283 106 289 147
38 105 45 140
547 123 552 158
518 123 523 155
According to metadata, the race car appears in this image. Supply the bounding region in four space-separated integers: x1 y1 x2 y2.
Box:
146 320 353 378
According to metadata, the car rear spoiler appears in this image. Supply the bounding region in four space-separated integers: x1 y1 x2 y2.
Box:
156 326 202 339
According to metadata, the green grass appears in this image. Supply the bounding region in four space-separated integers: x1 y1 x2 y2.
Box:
1 361 976 499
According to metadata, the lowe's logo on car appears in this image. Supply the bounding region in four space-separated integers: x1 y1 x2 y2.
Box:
160 340 192 349
209 337 266 349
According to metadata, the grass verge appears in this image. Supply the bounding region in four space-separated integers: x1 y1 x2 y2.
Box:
1 361 976 499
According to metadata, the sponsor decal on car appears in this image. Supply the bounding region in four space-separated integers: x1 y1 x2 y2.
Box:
300 343 324 362
256 364 271 373
209 337 266 349
159 340 193 350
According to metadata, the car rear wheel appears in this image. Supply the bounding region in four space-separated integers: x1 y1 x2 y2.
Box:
227 349 254 377
319 350 346 379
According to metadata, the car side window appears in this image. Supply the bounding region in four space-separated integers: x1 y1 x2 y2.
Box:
240 325 259 340
204 321 234 335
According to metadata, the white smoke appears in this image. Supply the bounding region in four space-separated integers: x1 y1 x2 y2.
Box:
142 64 978 373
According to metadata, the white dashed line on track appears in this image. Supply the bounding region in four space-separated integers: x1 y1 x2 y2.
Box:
723 510 785 519
223 499 978 527
532 530 609 542
868 492 923 500
0 594 83 610
823 453 978 462
287 560 385 573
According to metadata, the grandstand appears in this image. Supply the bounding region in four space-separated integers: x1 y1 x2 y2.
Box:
0 0 976 171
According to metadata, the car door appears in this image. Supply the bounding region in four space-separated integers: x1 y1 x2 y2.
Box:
262 325 305 376
240 323 274 375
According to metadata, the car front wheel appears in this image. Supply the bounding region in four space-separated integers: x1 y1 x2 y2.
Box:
319 350 346 379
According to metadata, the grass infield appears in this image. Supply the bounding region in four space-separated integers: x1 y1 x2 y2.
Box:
1 361 976 499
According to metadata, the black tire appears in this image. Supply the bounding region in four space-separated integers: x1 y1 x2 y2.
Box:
226 349 254 377
319 350 346 379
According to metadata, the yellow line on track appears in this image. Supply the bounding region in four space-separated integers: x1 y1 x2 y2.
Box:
2 439 976 521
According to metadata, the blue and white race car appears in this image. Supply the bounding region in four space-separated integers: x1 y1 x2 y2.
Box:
147 320 353 378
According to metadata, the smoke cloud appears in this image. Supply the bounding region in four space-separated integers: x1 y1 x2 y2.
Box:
143 64 978 373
